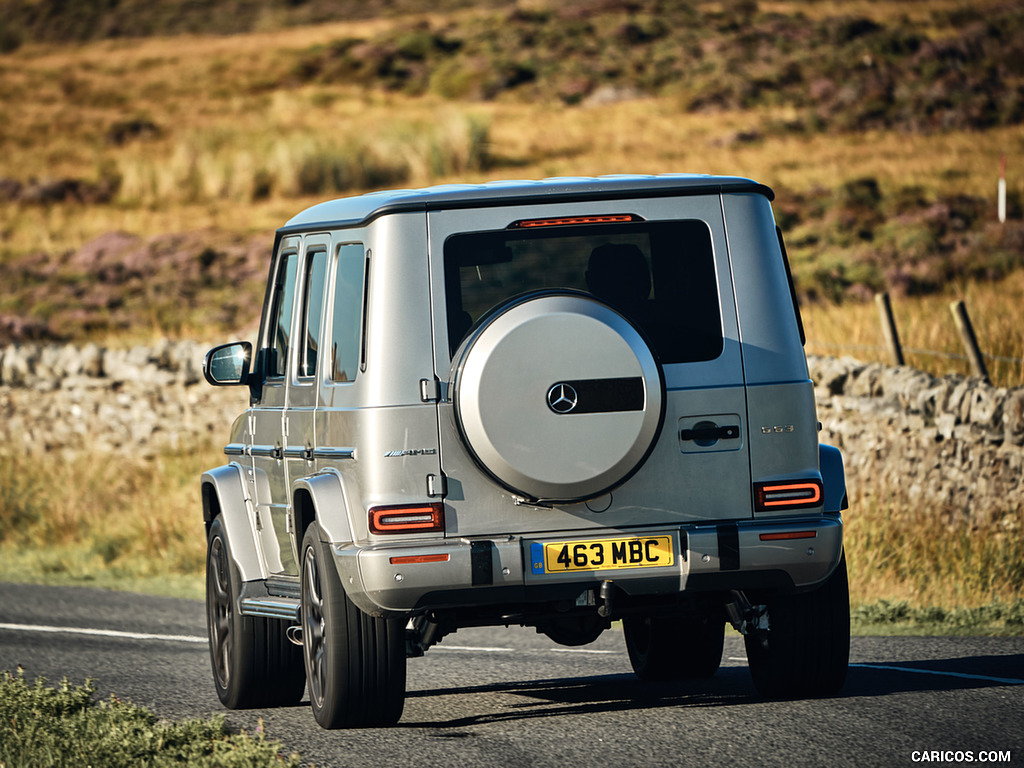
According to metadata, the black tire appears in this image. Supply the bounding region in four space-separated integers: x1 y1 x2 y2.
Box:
205 515 306 709
300 522 406 729
624 611 725 681
745 551 850 698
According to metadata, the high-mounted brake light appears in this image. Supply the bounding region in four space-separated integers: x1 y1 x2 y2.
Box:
510 214 641 229
369 503 445 534
754 480 823 512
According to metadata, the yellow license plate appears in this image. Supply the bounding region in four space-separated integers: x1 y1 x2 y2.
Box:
530 536 674 574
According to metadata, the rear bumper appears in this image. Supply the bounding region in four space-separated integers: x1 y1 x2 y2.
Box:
333 515 843 618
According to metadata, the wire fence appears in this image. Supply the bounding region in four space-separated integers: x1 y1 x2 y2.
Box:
807 340 1024 366
803 292 1024 389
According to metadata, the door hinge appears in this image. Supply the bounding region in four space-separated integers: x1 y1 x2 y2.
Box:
419 377 442 403
427 473 447 498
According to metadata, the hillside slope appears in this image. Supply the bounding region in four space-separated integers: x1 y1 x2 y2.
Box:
0 0 507 49
0 0 1021 348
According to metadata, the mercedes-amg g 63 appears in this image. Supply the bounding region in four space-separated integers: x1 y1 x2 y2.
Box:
201 174 850 729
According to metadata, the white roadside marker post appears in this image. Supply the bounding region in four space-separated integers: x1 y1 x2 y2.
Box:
998 153 1006 223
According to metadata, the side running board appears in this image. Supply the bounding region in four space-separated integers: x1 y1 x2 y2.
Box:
237 579 300 621
238 595 299 621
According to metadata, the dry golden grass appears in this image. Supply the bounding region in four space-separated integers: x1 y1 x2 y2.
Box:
0 441 223 599
804 270 1024 388
3 93 1021 259
755 0 1004 25
845 490 1024 610
4 14 1023 253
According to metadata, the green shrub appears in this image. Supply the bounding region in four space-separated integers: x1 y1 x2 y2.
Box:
0 669 299 768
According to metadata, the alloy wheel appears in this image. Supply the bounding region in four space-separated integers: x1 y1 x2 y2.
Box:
302 543 327 710
208 535 233 690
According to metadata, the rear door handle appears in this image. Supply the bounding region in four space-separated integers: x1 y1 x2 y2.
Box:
680 425 739 442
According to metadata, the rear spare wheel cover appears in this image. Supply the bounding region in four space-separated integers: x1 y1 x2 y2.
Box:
453 292 664 502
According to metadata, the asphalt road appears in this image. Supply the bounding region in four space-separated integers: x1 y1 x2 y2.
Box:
1 582 1022 767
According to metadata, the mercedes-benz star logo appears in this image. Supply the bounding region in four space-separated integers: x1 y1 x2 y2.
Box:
547 383 579 414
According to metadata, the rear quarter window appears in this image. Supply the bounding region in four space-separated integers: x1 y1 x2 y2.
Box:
329 243 366 383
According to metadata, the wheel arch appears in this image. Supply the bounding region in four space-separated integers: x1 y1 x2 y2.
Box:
819 443 848 513
201 464 265 582
292 470 355 544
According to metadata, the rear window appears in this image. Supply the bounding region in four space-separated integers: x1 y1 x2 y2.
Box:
444 220 723 364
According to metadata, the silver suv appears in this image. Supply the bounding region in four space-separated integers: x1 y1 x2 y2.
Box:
201 174 850 729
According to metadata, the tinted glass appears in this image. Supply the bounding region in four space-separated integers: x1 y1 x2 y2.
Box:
330 244 366 382
444 220 722 363
267 251 299 377
299 249 328 378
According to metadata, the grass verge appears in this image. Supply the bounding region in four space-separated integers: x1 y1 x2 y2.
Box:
0 669 298 768
0 441 220 602
843 487 1023 636
851 599 1024 637
844 490 1023 611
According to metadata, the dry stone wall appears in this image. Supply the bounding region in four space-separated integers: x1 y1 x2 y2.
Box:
808 355 1024 523
0 342 1021 521
0 341 248 457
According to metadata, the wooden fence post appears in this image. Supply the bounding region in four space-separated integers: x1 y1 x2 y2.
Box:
950 300 990 383
875 292 904 366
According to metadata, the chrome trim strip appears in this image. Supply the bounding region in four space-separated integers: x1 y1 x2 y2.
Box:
314 447 356 460
283 446 309 460
249 444 281 459
239 597 300 621
223 443 246 456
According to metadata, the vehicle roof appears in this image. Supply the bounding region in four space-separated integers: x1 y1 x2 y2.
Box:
281 173 773 232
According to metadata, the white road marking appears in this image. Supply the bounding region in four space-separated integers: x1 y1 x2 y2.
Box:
7 624 1013 683
433 645 619 655
849 662 1024 686
0 627 614 656
0 622 206 644
729 655 1023 685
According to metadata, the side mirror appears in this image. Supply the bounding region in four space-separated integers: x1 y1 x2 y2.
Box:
203 342 252 386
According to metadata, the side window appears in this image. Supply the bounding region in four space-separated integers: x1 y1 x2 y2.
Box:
267 251 299 378
298 249 328 378
330 243 366 383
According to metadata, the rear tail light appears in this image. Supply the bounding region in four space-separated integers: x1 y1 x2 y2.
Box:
369 503 445 534
754 480 823 512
